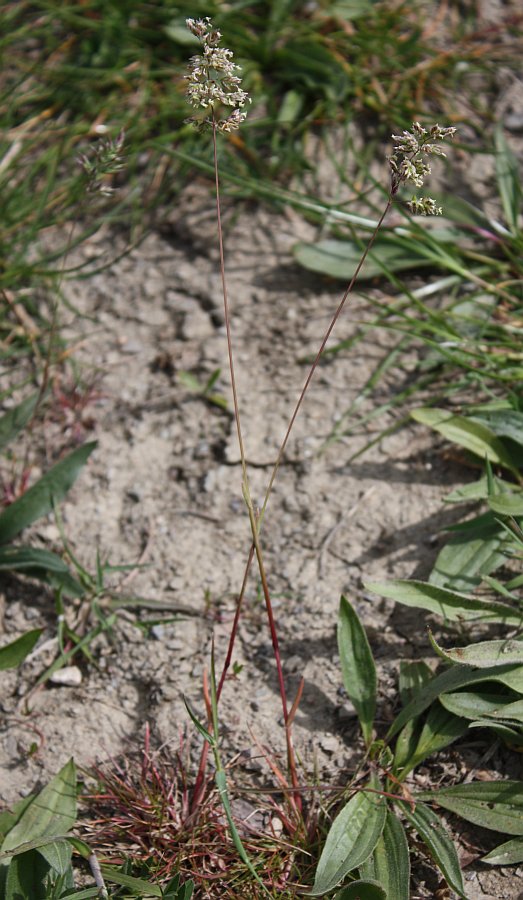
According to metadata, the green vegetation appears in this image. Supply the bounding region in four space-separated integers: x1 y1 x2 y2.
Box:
1 0 523 896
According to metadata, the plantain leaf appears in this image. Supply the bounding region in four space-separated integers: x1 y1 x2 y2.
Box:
337 596 376 746
360 810 410 900
311 776 386 896
0 393 38 451
482 837 523 866
411 407 518 475
488 493 523 517
417 781 523 835
1 759 76 858
387 664 523 740
335 880 387 899
365 579 521 625
394 702 468 779
429 633 523 668
400 801 466 898
0 629 42 670
293 236 432 281
440 690 521 722
0 441 97 544
0 545 84 596
429 513 506 592
37 838 72 874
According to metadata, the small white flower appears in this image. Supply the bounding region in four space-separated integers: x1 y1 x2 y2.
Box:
185 17 250 131
388 121 456 213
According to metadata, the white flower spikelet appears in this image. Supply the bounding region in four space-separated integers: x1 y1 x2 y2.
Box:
185 17 250 132
389 122 456 216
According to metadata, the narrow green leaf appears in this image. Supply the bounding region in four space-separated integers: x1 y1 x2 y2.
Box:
400 801 466 898
335 880 387 899
411 408 517 475
488 698 523 723
0 442 97 544
417 781 523 835
398 661 433 706
394 702 468 779
1 759 76 857
429 633 523 668
387 664 523 740
338 596 376 746
360 810 410 900
495 126 522 233
489 493 523 516
0 629 42 670
215 770 272 897
311 777 386 896
468 720 523 746
5 849 49 900
482 837 523 865
429 514 506 591
37 838 72 874
440 690 519 722
100 865 162 895
0 545 84 596
0 393 38 451
365 579 521 625
293 236 431 281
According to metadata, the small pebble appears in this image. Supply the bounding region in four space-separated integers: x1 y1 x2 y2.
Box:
50 666 82 686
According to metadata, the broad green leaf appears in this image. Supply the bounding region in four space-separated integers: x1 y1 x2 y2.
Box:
473 721 523 744
0 545 84 597
0 393 38 451
311 777 386 896
440 690 520 722
100 865 162 895
323 0 374 23
335 880 386 899
469 720 523 746
429 633 523 668
0 629 41 670
417 781 523 835
471 408 523 449
0 797 33 842
482 837 523 865
488 699 523 723
429 514 506 591
411 408 518 475
360 811 410 900
338 596 376 746
394 702 468 779
495 126 522 233
400 801 466 898
365 579 521 625
0 442 97 544
293 237 431 281
1 759 76 857
37 837 72 874
488 493 523 516
444 474 493 503
5 848 49 900
387 664 523 740
398 661 433 706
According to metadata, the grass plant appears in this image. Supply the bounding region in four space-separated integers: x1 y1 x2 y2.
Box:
2 2 523 897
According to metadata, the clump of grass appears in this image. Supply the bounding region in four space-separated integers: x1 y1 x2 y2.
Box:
83 726 323 897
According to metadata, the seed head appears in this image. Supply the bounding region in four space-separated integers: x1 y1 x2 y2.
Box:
389 122 456 215
77 131 125 196
185 17 250 133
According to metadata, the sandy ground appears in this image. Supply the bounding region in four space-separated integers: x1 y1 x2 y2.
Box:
2 86 523 899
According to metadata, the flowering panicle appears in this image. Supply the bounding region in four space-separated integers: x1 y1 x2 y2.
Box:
185 17 250 133
389 121 456 215
77 131 126 197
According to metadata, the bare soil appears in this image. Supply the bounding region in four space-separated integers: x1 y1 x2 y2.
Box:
2 116 523 897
